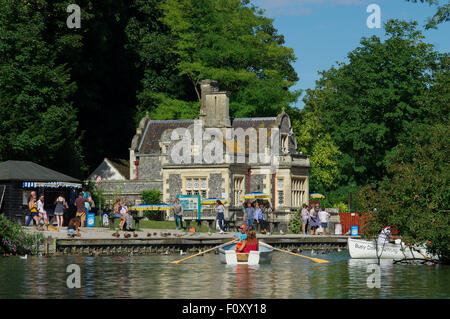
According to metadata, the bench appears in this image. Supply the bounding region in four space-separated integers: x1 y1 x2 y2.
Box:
224 212 239 232
268 221 281 233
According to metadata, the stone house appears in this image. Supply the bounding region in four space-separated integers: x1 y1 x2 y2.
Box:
89 80 310 228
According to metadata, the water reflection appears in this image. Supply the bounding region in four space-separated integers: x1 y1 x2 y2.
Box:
0 252 448 299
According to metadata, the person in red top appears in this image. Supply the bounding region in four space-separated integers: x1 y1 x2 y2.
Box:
237 229 259 253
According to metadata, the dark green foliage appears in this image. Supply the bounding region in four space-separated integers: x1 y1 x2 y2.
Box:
0 0 84 177
356 123 450 262
320 184 362 212
303 20 446 187
131 0 300 121
288 209 303 234
0 0 300 176
141 190 162 220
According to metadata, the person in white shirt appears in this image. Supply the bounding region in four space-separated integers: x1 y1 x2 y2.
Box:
119 201 133 231
301 204 309 235
318 209 330 235
37 194 49 225
377 226 391 245
377 225 402 245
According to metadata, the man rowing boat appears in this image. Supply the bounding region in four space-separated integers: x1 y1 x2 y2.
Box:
377 225 401 245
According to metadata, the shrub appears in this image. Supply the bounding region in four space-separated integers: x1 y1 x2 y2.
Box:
333 202 348 213
289 209 303 234
141 190 161 204
0 215 44 255
141 190 162 220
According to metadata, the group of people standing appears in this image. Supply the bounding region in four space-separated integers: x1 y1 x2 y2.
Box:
170 198 271 235
300 203 330 235
27 188 95 231
243 200 271 234
27 190 68 229
215 199 271 234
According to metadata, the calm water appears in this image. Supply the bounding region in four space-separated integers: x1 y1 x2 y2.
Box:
0 251 448 299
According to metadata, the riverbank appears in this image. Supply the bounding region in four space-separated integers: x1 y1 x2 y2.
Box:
21 226 353 255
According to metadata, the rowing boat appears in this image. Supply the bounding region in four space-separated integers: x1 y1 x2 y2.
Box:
219 241 274 265
347 237 438 261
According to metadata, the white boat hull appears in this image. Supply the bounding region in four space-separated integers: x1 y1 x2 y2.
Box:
347 238 438 260
219 241 274 265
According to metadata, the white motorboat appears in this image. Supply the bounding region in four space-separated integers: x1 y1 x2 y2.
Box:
219 241 274 265
347 237 438 261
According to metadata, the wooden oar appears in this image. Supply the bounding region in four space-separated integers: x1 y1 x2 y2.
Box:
260 243 329 264
170 239 237 264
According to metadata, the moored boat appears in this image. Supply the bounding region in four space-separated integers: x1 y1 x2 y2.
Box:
347 237 438 261
219 241 274 265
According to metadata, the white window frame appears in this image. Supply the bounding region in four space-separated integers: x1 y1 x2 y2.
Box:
291 177 306 207
185 177 207 198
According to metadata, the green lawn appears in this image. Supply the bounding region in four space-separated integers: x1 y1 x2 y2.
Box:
94 217 216 232
93 216 282 234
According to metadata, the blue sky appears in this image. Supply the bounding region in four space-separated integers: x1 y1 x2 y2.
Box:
253 0 450 108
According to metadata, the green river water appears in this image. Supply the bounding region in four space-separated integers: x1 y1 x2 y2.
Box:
0 251 448 299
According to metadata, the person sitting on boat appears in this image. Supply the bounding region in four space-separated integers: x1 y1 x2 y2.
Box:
234 224 248 241
237 230 259 253
377 225 401 245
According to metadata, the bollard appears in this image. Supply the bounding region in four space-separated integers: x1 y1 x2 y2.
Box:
48 238 56 254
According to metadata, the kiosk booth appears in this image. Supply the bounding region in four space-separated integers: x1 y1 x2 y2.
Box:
0 161 82 225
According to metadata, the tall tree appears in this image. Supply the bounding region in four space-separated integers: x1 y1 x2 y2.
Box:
132 0 300 119
356 122 450 262
293 111 341 194
303 20 446 186
0 0 84 176
64 0 139 173
125 0 196 123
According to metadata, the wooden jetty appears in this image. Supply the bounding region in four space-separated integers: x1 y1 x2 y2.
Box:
34 232 355 256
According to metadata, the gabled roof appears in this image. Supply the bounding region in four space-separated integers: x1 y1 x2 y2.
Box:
106 158 130 180
231 117 277 129
0 161 80 182
87 158 130 181
136 117 279 154
138 120 194 154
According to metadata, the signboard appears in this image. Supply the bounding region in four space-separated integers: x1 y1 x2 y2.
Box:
176 195 201 220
